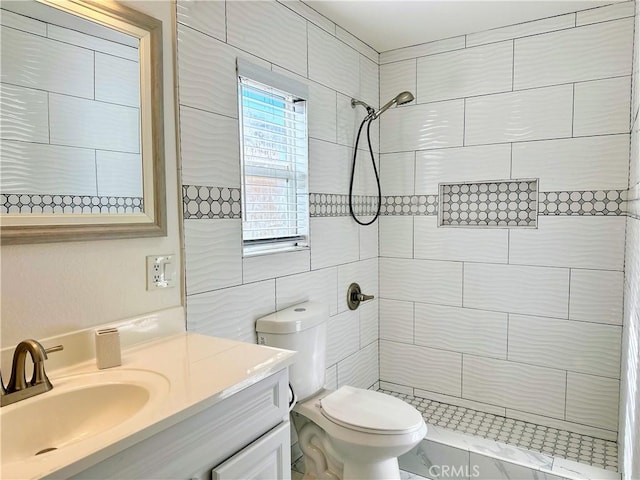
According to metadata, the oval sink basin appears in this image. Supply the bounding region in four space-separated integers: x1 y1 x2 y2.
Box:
1 369 168 464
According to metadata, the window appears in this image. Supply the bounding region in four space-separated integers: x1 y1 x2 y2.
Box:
237 60 308 255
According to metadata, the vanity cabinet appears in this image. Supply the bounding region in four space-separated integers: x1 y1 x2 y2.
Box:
68 369 290 480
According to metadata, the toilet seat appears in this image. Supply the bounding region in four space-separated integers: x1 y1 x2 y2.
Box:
320 386 424 435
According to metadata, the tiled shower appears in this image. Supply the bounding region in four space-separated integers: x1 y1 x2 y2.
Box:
175 1 639 479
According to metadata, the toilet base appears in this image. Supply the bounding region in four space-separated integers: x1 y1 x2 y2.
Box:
342 458 400 480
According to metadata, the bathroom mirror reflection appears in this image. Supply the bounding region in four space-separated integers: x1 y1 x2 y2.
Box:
0 0 166 244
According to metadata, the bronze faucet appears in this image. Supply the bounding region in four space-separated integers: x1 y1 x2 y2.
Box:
1 340 63 407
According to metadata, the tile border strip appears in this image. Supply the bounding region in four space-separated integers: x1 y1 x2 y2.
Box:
181 186 631 220
1 193 144 214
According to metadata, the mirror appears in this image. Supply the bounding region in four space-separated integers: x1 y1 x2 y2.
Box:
0 0 166 244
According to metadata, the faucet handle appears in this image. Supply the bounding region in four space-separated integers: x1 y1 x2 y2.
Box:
44 345 64 356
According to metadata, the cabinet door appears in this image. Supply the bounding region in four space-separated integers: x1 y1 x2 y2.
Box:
212 422 291 480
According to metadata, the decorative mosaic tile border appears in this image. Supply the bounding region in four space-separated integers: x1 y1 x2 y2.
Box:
181 186 633 221
539 190 626 216
309 193 379 217
439 180 538 227
1 193 143 214
381 389 619 472
182 185 242 219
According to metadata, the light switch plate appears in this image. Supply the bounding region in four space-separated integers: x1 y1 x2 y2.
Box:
146 255 176 290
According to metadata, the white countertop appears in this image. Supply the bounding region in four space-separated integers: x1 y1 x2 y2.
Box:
1 332 296 479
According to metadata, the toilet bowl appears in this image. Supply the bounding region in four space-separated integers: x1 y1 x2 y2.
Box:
256 302 427 480
294 386 427 479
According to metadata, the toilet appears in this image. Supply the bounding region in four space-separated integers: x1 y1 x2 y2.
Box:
256 302 427 480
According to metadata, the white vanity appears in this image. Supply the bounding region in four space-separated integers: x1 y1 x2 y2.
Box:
1 330 296 480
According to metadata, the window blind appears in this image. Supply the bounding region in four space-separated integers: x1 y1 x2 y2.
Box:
238 76 309 252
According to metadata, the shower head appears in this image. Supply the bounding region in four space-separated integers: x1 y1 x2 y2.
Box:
371 91 414 120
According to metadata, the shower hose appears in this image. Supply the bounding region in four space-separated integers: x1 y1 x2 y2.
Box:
348 116 382 226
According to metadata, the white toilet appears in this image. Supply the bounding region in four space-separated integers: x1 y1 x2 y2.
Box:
256 302 427 480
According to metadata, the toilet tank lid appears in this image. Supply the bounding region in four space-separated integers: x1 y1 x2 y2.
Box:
256 302 327 334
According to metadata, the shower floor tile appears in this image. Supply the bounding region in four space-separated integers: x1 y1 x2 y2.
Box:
379 389 618 472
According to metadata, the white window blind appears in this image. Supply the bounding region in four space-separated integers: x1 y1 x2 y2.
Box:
238 74 309 254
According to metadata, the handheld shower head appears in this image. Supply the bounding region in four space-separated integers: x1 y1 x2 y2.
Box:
371 91 414 120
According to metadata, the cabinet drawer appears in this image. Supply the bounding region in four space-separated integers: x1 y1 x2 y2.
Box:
212 422 291 480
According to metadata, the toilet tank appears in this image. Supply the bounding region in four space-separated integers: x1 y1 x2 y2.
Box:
256 302 327 401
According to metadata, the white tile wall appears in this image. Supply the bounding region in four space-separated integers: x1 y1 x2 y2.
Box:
243 250 310 284
307 82 337 143
380 59 417 109
176 0 226 42
49 94 139 153
573 76 631 137
509 216 626 270
414 303 507 359
465 14 575 48
308 23 359 97
309 139 351 194
277 0 335 36
379 299 414 343
566 373 620 431
95 53 140 108
46 24 137 61
380 152 415 195
95 151 142 197
359 223 378 260
508 314 621 378
186 280 275 343
336 26 378 64
380 258 463 306
511 134 630 191
569 270 624 325
1 26 94 98
414 216 508 264
416 41 513 103
227 1 307 77
465 85 573 145
414 144 511 193
380 216 413 258
0 140 97 195
179 105 240 188
513 18 633 89
576 1 635 26
380 340 462 396
275 267 338 315
326 309 360 366
183 219 242 295
310 217 360 270
359 300 378 347
336 93 380 150
464 263 569 318
380 36 465 64
337 340 378 389
359 55 379 109
380 100 465 153
0 83 49 144
0 8 46 36
463 355 566 418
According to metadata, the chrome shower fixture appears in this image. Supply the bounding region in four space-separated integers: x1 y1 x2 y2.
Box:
371 91 414 119
350 98 375 116
350 91 414 121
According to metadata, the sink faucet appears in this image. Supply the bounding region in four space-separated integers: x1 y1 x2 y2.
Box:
1 340 63 407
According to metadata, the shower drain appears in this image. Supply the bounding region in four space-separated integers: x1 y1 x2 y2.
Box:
35 447 57 456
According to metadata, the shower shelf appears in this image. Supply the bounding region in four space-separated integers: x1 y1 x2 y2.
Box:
438 178 539 228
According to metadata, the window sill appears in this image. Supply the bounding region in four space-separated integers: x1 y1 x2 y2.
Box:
242 244 309 258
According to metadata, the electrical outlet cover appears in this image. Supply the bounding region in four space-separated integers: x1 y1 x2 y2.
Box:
146 255 176 290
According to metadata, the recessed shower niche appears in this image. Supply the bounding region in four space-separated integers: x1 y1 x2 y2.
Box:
438 179 539 228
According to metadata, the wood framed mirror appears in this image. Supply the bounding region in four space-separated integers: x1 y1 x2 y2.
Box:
0 0 166 244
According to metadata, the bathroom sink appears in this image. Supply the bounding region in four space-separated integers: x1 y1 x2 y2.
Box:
0 369 169 464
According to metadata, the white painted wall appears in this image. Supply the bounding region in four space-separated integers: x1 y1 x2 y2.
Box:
0 0 183 348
